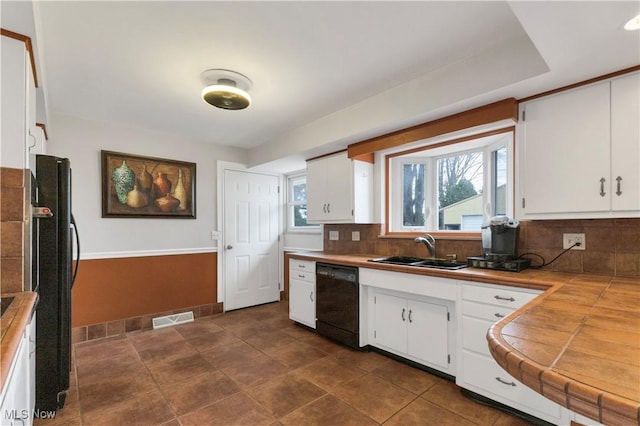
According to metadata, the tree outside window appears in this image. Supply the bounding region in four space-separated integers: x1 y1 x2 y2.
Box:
391 130 513 233
287 173 318 231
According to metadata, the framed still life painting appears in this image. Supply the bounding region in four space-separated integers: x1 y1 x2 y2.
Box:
101 150 196 218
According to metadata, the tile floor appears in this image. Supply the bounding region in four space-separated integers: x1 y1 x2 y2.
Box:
35 301 536 426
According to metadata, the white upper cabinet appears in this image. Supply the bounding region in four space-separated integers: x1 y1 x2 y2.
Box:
517 71 640 219
610 72 640 213
1 33 38 171
306 151 373 223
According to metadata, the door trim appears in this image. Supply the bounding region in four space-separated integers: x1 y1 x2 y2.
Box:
216 161 283 309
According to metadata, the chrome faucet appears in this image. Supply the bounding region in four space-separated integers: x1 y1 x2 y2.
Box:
414 233 436 258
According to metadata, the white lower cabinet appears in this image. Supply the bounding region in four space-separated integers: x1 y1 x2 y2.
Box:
0 312 35 426
456 281 570 425
288 259 316 328
369 288 453 374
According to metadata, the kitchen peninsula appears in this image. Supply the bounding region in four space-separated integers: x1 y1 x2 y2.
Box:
287 251 640 426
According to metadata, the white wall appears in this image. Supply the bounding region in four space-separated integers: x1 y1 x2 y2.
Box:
47 113 247 257
283 232 323 252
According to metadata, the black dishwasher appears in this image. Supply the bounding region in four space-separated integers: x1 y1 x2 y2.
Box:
315 263 359 349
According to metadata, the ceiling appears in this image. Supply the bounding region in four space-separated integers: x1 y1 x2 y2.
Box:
3 1 639 170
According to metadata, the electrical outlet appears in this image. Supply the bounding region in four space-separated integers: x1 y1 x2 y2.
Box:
211 231 220 240
563 233 585 250
351 231 360 241
329 230 339 241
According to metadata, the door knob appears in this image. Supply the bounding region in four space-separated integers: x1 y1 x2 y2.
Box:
226 244 233 250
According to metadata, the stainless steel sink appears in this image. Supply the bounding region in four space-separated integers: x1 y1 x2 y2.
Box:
369 256 467 270
368 256 426 266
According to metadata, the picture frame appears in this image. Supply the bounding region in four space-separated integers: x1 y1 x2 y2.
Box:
101 150 196 218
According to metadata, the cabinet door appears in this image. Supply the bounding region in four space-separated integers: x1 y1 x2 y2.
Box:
373 293 407 353
289 279 315 328
306 157 327 222
407 300 449 369
324 154 353 221
1 37 29 170
521 82 610 215
611 72 640 212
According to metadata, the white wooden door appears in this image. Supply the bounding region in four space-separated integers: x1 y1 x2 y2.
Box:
407 299 449 369
611 73 640 212
305 157 327 222
373 292 407 353
522 82 610 214
325 153 353 221
223 169 280 311
289 279 315 328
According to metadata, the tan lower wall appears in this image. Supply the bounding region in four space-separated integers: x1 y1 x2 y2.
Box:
72 252 218 328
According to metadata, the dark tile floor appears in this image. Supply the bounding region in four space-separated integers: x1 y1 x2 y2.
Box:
35 301 535 426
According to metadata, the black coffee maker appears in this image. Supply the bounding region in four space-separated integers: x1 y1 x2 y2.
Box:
468 216 530 272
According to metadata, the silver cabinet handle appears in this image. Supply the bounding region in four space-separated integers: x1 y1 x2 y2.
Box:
408 309 413 323
494 313 505 318
326 203 331 214
616 176 622 196
226 244 233 250
310 291 314 302
298 263 306 269
401 308 406 322
322 203 327 213
494 295 515 302
600 177 606 197
298 274 305 279
496 377 517 387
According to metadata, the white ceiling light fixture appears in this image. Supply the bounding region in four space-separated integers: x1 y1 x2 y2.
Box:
200 69 252 110
624 13 640 31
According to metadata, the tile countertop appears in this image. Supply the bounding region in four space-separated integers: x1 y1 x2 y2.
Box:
289 252 640 426
0 291 37 391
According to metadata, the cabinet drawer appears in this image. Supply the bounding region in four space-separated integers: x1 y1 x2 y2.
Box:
462 284 538 308
289 259 315 278
290 270 315 283
462 350 564 420
462 316 494 355
462 300 514 321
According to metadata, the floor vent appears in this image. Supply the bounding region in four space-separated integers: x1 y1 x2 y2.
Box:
152 311 194 330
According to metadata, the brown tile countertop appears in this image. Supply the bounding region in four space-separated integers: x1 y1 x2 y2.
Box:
0 291 37 391
290 251 640 425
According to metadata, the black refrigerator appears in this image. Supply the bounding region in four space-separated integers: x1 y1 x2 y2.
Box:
33 154 79 412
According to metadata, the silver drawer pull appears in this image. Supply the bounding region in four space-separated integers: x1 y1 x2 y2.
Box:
298 274 306 278
600 177 606 197
298 264 306 269
496 377 517 387
494 313 505 318
494 295 515 302
616 176 622 196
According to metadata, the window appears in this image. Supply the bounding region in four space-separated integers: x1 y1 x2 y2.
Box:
387 129 513 234
286 173 319 232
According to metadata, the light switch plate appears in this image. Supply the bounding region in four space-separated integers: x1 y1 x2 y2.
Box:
329 230 339 241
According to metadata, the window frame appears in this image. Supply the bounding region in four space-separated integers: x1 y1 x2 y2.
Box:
385 127 514 237
285 171 320 233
